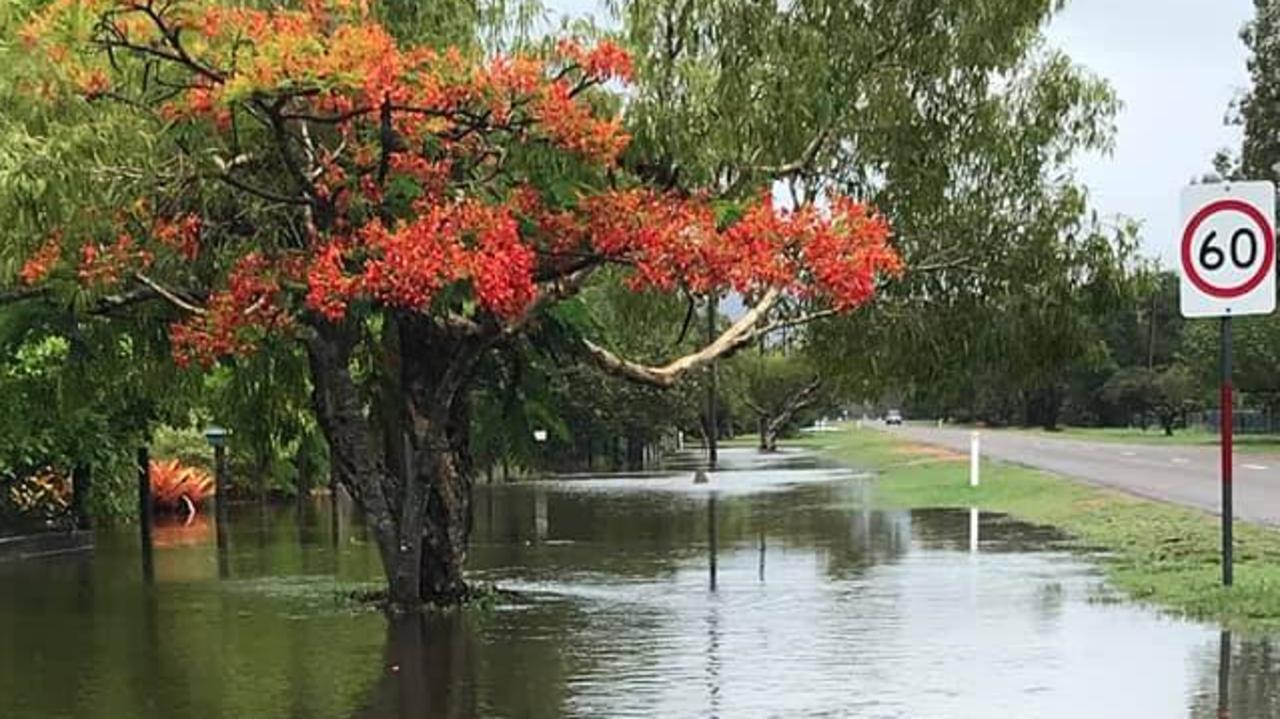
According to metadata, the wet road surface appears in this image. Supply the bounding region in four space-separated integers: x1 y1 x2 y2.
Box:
891 424 1280 525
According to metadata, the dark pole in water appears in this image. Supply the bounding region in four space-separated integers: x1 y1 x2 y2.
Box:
205 427 231 578
215 442 231 578
758 531 766 583
71 463 92 531
708 496 718 591
137 447 153 581
330 476 341 548
706 293 718 470
1218 630 1232 718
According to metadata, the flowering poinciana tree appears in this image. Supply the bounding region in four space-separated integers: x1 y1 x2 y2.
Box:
16 0 900 608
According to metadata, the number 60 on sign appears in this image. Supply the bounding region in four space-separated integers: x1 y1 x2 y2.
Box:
1179 181 1277 318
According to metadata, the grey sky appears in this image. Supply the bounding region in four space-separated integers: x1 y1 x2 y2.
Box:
1046 0 1253 267
544 0 1256 268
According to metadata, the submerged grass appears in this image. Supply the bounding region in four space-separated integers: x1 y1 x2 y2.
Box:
800 427 1280 631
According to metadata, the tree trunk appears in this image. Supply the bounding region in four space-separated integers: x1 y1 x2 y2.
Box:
762 425 779 453
757 377 822 454
416 433 471 604
306 316 481 611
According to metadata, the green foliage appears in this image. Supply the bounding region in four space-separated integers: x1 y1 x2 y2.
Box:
1237 1 1280 182
0 312 199 521
205 345 320 495
151 425 214 471
725 348 832 440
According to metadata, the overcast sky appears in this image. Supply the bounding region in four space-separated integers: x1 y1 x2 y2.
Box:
1045 0 1254 267
543 0 1256 268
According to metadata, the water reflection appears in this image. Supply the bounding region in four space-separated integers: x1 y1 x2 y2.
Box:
1189 629 1280 718
1220 630 1232 719
707 495 718 591
2 447 1280 719
354 614 478 719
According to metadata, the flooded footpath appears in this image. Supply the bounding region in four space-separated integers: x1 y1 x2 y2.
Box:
2 447 1277 718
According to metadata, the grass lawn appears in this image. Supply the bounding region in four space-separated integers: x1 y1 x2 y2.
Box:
1024 425 1280 452
796 426 1280 631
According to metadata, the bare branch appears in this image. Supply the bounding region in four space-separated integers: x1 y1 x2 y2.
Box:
214 170 312 206
724 127 829 198
0 286 51 306
584 288 782 388
744 307 839 344
87 287 167 315
757 128 829 178
133 272 206 315
911 254 973 274
1 284 186 316
501 264 599 338
765 376 824 438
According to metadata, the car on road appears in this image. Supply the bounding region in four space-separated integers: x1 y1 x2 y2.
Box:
885 410 903 426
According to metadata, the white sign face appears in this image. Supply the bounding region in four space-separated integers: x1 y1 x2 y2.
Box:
1179 181 1277 318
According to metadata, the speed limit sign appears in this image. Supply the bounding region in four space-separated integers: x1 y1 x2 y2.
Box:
1180 181 1276 318
1180 181 1276 588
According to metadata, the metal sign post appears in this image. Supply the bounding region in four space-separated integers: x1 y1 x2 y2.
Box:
1179 181 1276 587
1221 316 1233 586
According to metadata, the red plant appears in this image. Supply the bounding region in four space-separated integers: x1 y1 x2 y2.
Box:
150 459 215 520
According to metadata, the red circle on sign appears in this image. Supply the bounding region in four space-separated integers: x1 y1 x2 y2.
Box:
1181 199 1275 299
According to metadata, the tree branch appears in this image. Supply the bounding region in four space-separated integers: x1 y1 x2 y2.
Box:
132 272 206 315
767 376 823 436
744 307 839 344
500 264 599 338
0 286 51 306
584 288 782 388
87 287 167 315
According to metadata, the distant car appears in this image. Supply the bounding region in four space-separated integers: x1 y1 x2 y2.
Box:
885 410 903 426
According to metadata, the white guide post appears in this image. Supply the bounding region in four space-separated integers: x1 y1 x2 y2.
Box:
969 431 980 488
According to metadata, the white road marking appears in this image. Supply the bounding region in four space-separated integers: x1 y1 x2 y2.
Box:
1172 458 1190 465
1121 451 1137 457
1244 464 1269 471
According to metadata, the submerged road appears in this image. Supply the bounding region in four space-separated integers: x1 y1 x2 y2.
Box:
887 424 1280 526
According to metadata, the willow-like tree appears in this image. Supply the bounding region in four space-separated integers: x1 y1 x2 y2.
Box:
611 0 1134 429
11 0 900 608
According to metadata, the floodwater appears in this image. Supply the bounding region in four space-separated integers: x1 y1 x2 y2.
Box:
1 447 1277 718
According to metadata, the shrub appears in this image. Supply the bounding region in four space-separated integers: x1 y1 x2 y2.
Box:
150 459 214 517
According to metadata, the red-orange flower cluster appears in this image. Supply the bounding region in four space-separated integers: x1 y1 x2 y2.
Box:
557 39 634 83
303 199 537 322
79 234 153 286
19 233 62 286
296 189 898 325
170 253 293 367
153 214 202 261
578 191 900 307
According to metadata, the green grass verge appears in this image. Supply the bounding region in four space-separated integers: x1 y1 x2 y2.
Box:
801 427 1280 631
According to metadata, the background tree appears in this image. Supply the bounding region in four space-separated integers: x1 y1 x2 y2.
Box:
728 349 827 452
1152 363 1200 436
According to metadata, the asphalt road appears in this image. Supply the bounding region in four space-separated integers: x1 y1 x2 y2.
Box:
888 424 1280 526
